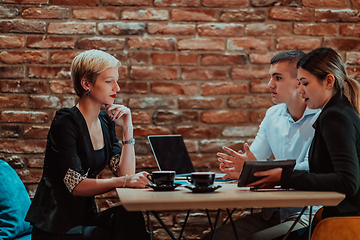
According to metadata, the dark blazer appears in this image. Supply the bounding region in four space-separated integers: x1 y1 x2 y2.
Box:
281 92 360 219
25 106 122 234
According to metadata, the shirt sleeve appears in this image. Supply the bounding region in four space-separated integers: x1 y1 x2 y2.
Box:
249 110 273 161
47 110 88 193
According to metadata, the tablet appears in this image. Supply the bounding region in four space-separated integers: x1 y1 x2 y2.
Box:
237 159 296 187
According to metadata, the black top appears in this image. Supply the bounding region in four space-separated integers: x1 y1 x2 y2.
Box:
281 92 360 218
25 106 122 234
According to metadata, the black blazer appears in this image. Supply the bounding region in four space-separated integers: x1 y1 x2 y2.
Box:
26 106 122 234
281 92 360 219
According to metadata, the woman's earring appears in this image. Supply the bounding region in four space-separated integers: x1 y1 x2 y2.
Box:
86 89 90 97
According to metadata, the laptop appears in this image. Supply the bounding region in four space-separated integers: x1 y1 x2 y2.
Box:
148 135 226 180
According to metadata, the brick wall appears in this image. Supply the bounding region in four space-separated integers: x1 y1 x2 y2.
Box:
1 0 360 239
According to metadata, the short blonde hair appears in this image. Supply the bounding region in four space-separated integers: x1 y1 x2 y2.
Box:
71 50 121 97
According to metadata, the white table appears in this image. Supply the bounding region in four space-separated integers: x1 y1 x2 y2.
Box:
116 183 345 240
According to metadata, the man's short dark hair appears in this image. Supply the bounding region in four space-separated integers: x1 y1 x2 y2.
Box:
271 50 306 78
271 50 306 65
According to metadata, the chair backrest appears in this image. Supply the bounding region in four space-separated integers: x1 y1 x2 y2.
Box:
311 216 360 240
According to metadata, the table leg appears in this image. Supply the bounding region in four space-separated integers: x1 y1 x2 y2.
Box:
308 206 313 240
206 209 214 231
146 211 153 240
222 208 236 226
151 211 177 240
281 207 307 240
211 209 221 240
226 208 240 240
178 210 191 240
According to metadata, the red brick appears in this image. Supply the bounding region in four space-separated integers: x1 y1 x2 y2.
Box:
152 53 197 66
148 23 195 35
220 9 266 22
0 35 25 48
1 0 48 3
133 125 170 137
51 50 80 64
324 38 360 51
17 168 44 183
250 109 266 123
153 110 198 125
76 37 125 50
178 97 224 109
23 125 50 139
22 6 69 19
251 0 296 6
50 80 75 94
0 5 19 18
151 82 198 95
153 0 200 6
232 66 269 79
352 0 360 8
0 139 46 154
276 37 321 50
198 23 244 37
136 155 156 169
1 111 49 123
121 8 169 20
98 22 145 35
228 95 273 108
315 9 359 22
52 0 99 5
130 66 177 80
203 0 249 7
0 50 47 64
228 38 272 50
0 66 25 79
28 66 70 79
222 126 259 137
172 9 218 22
102 0 150 5
0 80 48 94
0 96 27 108
118 66 128 79
128 97 176 108
0 125 21 139
119 82 148 94
199 139 244 153
303 0 346 7
73 7 118 19
245 23 292 36
128 36 176 50
27 36 75 49
250 80 270 93
48 22 96 34
201 82 248 96
201 53 247 66
173 126 218 138
269 7 312 21
181 68 227 80
347 67 360 80
178 39 225 51
346 52 360 65
249 51 277 64
29 95 75 109
201 110 248 123
294 23 337 36
0 20 46 33
340 24 360 36
114 52 150 65
132 111 150 123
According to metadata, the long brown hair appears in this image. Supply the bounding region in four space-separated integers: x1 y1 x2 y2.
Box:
297 47 360 114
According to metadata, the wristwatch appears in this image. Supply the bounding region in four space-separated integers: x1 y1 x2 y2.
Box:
122 138 135 145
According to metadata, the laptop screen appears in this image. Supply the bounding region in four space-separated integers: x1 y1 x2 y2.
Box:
148 135 195 175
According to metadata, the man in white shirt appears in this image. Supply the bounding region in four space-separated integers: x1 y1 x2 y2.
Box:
202 50 321 240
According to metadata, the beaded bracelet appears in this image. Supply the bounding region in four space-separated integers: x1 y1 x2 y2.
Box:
123 174 128 188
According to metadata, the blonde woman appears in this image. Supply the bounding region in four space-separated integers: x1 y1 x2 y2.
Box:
26 50 151 240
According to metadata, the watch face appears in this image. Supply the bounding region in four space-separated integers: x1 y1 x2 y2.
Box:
130 138 135 144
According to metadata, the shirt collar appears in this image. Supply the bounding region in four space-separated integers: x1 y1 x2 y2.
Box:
284 106 321 124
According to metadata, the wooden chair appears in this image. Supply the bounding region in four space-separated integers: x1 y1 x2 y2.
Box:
311 208 360 240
